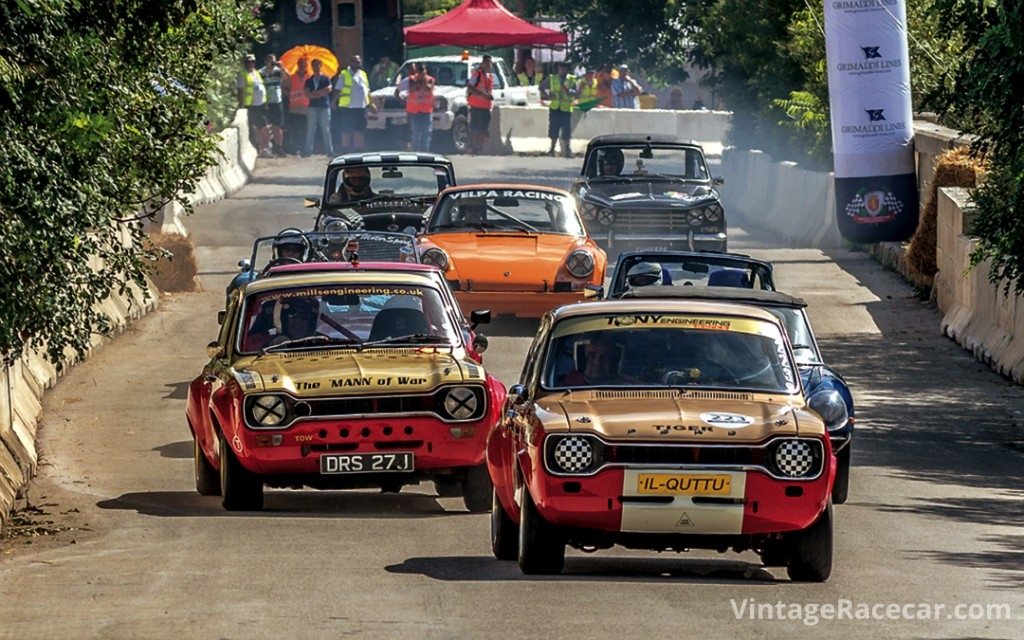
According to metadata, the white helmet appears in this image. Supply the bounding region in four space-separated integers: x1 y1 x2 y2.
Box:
626 261 663 288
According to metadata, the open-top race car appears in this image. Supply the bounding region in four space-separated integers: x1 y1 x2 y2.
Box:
416 184 607 318
189 260 505 512
307 152 456 233
615 286 855 503
488 299 837 580
602 250 776 297
571 134 727 256
226 229 419 300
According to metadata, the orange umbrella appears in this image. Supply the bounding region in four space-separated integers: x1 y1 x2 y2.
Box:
280 45 339 78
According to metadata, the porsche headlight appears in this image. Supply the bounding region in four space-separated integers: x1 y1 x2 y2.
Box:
807 389 849 432
580 201 598 221
251 395 287 428
443 386 479 420
565 249 595 278
422 247 449 271
597 208 615 225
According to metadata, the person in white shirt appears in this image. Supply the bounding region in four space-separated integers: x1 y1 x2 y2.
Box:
236 53 271 157
333 55 373 153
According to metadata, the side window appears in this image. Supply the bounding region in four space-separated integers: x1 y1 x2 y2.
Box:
219 292 242 354
519 316 551 391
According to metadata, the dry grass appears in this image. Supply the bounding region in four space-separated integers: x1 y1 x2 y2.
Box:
905 146 983 281
146 232 201 293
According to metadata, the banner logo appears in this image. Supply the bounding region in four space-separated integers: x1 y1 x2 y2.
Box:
861 46 881 59
866 109 886 122
844 188 904 224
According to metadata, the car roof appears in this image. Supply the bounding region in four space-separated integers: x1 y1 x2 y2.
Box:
586 134 703 149
550 299 787 325
403 55 478 63
327 151 452 167
617 250 772 269
244 264 442 295
619 286 807 308
437 183 571 197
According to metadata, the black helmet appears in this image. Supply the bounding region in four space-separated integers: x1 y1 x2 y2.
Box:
273 228 308 261
343 166 371 192
598 147 624 175
275 297 318 337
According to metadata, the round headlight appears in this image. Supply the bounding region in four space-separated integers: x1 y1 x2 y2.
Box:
552 436 595 473
422 247 449 271
580 202 598 221
687 209 703 227
325 219 349 233
443 387 479 420
566 250 595 278
705 204 723 222
597 208 615 225
807 389 849 431
252 395 287 427
773 439 815 477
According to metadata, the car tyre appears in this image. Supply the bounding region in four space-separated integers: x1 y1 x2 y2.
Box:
786 502 833 582
450 114 469 154
518 490 565 575
461 464 493 513
433 477 462 498
491 488 518 560
832 444 851 505
219 433 263 511
194 437 220 496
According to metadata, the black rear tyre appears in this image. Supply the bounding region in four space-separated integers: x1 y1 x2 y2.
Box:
491 488 518 560
219 433 263 511
518 491 565 575
462 464 493 513
786 502 833 582
450 114 469 154
831 444 851 505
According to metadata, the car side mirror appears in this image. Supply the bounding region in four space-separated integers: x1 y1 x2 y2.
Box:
712 176 725 186
583 284 603 299
304 197 321 208
470 309 491 329
509 383 528 405
472 333 489 354
238 258 252 273
206 341 225 359
217 310 226 325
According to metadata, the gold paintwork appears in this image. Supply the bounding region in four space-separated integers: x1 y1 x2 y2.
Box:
242 269 440 296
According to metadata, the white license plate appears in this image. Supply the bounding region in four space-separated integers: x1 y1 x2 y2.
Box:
320 452 414 474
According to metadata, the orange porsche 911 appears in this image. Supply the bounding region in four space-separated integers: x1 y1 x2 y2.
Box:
416 184 607 318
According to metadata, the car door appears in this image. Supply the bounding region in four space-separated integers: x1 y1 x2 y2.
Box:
195 294 241 457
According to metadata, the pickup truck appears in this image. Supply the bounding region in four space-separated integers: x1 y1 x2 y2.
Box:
367 55 540 153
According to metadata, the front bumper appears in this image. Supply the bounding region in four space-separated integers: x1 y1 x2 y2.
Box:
454 290 586 318
599 230 727 252
529 465 833 537
366 109 454 131
234 415 488 478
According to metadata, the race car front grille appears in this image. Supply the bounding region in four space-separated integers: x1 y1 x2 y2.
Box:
611 444 766 467
606 207 723 235
309 395 434 417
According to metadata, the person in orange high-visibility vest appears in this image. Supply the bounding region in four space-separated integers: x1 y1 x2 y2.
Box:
396 62 435 152
284 57 310 154
466 55 494 155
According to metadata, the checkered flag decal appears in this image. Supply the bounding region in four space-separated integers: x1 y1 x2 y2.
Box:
553 436 594 473
775 440 814 477
844 190 904 219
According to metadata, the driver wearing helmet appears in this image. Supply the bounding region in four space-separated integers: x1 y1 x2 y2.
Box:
335 166 376 203
625 261 664 289
273 230 308 263
598 147 624 177
267 297 321 345
459 201 487 225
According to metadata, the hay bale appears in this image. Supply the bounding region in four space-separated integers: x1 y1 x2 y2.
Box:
905 146 982 280
147 232 201 293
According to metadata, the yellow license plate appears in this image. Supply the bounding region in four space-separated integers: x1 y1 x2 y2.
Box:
637 473 732 496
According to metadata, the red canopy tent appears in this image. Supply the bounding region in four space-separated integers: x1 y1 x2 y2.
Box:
404 0 568 48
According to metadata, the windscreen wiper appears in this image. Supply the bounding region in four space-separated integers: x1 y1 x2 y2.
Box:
358 333 451 349
260 335 357 355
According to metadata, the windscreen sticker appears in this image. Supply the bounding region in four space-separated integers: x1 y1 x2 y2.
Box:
254 286 424 302
551 315 775 338
700 412 756 428
450 189 561 201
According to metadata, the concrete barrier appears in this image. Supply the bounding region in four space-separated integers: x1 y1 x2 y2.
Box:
493 105 731 157
936 188 1024 383
0 112 256 530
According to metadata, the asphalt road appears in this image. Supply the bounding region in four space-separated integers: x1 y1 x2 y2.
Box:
1 155 1022 640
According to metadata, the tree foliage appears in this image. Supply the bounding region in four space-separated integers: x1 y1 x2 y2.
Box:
929 0 1024 294
0 0 262 367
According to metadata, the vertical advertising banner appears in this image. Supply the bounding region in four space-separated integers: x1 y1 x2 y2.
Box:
825 0 918 243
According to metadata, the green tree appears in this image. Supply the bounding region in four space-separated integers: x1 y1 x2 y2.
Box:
0 0 262 367
929 0 1024 294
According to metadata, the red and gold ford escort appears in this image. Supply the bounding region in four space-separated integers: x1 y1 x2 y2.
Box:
488 299 835 580
416 184 607 318
187 262 505 512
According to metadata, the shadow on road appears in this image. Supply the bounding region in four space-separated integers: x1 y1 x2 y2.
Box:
484 316 541 338
96 489 473 519
152 441 192 459
385 554 779 584
908 534 1024 592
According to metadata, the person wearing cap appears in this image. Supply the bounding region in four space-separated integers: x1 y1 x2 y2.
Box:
302 58 335 157
333 55 373 153
576 68 599 106
466 54 495 155
260 53 290 156
611 64 643 109
541 61 576 158
237 53 271 157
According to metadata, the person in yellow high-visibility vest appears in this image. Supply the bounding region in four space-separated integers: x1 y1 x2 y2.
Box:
541 61 576 158
576 69 600 107
236 53 271 157
333 55 373 153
